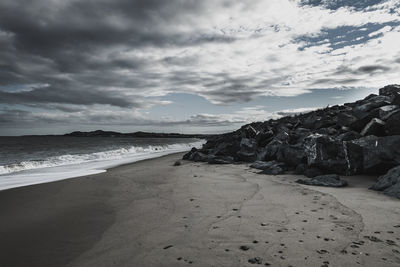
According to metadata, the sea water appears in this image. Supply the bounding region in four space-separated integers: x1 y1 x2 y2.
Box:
0 136 204 191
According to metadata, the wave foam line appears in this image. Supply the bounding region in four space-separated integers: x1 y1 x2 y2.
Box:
0 141 204 175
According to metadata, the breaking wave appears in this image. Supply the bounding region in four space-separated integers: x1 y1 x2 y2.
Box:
0 141 204 175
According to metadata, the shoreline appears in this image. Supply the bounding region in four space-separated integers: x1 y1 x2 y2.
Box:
0 153 399 266
0 141 203 191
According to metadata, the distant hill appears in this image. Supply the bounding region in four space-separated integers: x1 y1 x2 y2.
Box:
64 130 214 139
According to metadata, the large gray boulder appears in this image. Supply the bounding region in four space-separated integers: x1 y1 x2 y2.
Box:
360 118 385 136
352 95 391 119
296 174 348 187
208 156 234 164
260 139 282 161
385 110 400 136
370 165 400 199
276 144 306 166
378 105 399 119
344 135 400 174
236 138 257 162
379 84 400 97
303 134 348 174
251 161 285 175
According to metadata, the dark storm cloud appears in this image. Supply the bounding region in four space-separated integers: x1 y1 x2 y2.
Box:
357 65 390 73
0 0 237 109
312 78 361 85
0 109 31 124
0 0 209 54
0 108 241 128
331 64 391 77
0 86 138 107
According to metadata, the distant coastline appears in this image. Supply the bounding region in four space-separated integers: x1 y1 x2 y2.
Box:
14 130 216 139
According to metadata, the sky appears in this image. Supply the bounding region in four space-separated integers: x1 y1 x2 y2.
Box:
0 0 399 136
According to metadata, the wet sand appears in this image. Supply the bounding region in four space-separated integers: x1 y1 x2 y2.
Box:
0 153 399 266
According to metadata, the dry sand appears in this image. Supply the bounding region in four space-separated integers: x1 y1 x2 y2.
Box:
0 152 399 267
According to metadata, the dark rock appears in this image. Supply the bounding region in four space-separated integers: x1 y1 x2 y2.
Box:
345 136 400 174
295 164 306 174
379 84 400 97
208 156 234 164
315 127 338 136
192 152 212 162
236 138 257 162
378 105 399 119
304 167 325 178
276 144 306 166
260 139 282 161
303 134 348 174
236 151 257 162
240 138 257 152
250 160 282 170
385 110 400 136
256 129 274 147
364 93 378 100
256 161 285 175
213 141 240 157
173 161 182 166
337 112 358 127
242 125 258 139
352 95 391 119
392 93 400 106
237 151 257 162
274 126 291 142
370 165 400 199
183 147 197 160
296 174 348 187
337 131 361 142
291 127 311 143
360 118 385 136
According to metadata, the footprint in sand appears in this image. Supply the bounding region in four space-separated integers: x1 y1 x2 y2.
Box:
239 245 250 251
364 236 382 242
386 239 396 246
317 249 328 254
248 257 262 264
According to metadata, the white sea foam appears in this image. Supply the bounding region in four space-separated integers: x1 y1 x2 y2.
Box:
0 140 204 191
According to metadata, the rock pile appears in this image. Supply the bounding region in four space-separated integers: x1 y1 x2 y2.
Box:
183 85 400 197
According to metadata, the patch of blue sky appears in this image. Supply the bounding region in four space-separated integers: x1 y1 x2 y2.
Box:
299 0 386 11
295 21 399 51
0 83 48 93
151 86 378 118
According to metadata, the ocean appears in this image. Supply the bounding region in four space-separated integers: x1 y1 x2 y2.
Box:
0 136 204 191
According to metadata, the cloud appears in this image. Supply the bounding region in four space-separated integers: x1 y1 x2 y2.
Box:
0 0 399 131
0 105 320 131
276 107 321 116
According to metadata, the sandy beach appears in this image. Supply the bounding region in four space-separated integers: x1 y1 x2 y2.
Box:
0 152 399 267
